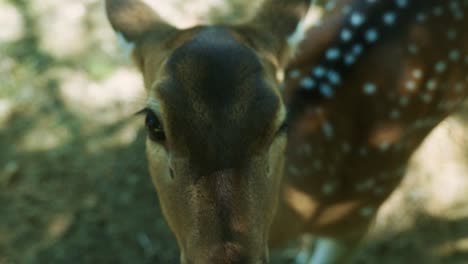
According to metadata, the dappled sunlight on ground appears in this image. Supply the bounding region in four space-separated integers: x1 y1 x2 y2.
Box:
58 68 145 124
0 99 14 127
84 119 142 154
0 1 24 42
1 0 468 263
17 115 72 152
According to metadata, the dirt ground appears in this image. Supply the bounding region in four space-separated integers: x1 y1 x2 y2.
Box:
1 0 468 263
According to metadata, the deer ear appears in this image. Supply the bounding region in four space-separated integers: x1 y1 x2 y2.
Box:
106 0 175 42
243 0 312 64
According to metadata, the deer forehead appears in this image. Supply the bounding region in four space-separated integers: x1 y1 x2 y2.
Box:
163 27 265 107
157 26 281 121
153 27 284 169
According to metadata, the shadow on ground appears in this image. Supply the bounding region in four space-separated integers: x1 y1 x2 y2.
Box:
0 87 178 263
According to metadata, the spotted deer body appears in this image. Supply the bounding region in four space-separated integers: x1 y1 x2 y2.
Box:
275 0 468 262
106 0 468 263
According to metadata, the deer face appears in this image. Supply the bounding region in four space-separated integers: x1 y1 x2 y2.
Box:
106 0 311 262
145 27 288 263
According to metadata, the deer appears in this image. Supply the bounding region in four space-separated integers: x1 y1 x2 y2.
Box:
105 0 468 263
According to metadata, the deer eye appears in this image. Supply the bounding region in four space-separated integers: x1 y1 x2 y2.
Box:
143 109 166 142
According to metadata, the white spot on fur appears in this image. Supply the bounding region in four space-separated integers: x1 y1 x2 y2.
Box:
405 80 417 91
399 96 410 106
447 29 457 40
426 79 437 91
344 54 356 65
365 28 379 43
408 43 419 54
355 179 375 192
352 44 364 55
288 165 301 176
363 82 377 95
313 160 323 170
383 11 397 25
300 77 316 90
299 144 313 155
416 12 427 22
374 187 385 195
433 6 443 16
289 69 301 79
350 12 365 27
449 49 461 61
454 10 464 20
454 83 464 93
324 1 336 11
322 182 336 195
412 69 423 79
326 47 341 60
421 93 433 103
390 109 400 119
327 71 341 85
360 206 374 217
396 0 408 8
379 141 391 152
322 121 334 139
313 66 326 78
320 84 334 98
342 5 352 15
435 61 447 73
341 28 353 42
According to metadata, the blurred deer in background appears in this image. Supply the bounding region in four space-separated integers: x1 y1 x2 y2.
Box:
278 0 468 262
106 0 468 263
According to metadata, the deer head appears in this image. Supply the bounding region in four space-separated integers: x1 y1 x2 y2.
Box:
106 0 312 263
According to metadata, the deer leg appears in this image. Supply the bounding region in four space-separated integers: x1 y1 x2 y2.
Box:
294 237 356 264
294 219 374 264
308 237 360 264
